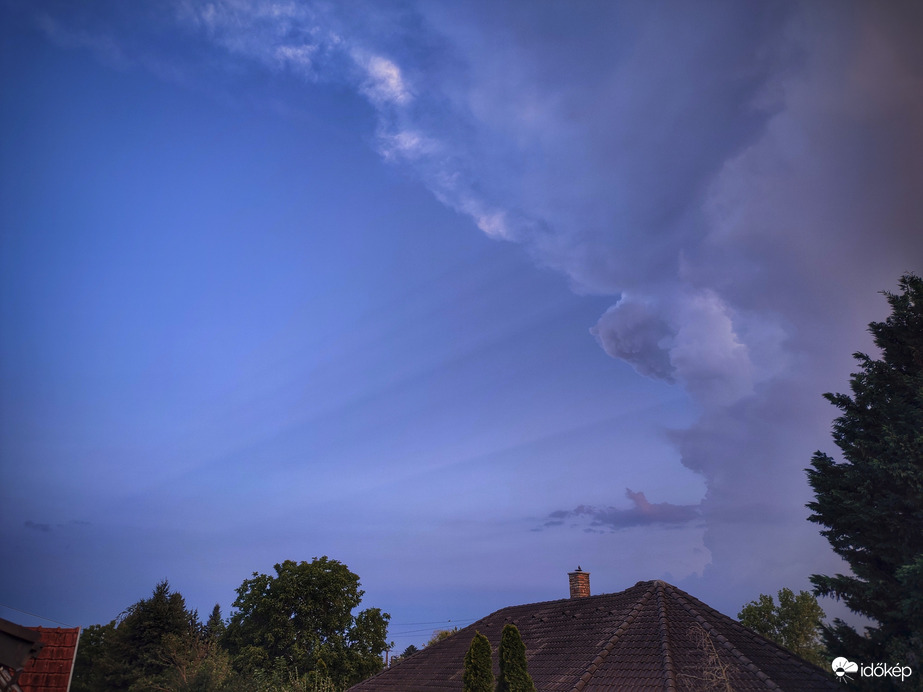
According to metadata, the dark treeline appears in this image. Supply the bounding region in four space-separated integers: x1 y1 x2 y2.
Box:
72 557 389 692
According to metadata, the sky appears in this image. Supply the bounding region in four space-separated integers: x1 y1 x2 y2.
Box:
1 0 921 653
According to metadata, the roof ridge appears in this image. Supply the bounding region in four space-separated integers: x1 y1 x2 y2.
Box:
571 581 658 692
662 583 780 690
655 583 677 691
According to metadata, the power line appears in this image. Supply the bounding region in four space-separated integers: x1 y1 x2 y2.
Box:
390 617 475 626
389 618 477 637
0 603 77 628
390 626 451 636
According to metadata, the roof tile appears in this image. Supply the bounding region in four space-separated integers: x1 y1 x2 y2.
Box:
350 581 838 691
16 627 80 692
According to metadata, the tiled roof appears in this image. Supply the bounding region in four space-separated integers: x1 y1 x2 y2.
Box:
16 628 80 692
350 580 838 691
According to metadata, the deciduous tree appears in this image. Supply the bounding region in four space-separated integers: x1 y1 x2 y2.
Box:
426 627 458 646
806 273 923 673
224 557 389 689
737 588 826 666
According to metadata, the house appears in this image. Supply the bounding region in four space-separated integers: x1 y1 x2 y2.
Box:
350 569 838 691
0 619 80 692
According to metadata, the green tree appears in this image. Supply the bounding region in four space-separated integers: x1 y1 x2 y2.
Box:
118 580 198 687
495 624 534 692
224 557 389 689
70 621 120 692
463 631 494 692
737 588 827 666
205 604 226 643
806 273 923 675
246 656 336 692
389 644 418 666
71 581 235 692
131 628 235 692
426 627 458 646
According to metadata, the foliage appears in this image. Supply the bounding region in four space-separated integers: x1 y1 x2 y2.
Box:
246 657 336 692
70 558 389 692
389 643 418 666
130 629 235 692
806 273 923 677
426 627 458 646
224 556 389 689
71 581 233 692
71 621 120 692
495 624 534 692
737 588 827 667
205 604 226 642
463 631 494 692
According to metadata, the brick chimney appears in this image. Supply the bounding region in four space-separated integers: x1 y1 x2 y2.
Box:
568 566 590 598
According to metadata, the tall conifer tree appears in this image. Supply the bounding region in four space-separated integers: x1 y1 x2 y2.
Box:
807 273 923 673
496 624 535 692
463 631 494 692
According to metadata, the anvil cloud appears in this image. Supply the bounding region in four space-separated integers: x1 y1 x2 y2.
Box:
1 0 920 649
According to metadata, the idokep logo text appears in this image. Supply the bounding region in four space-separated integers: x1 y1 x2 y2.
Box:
831 657 913 683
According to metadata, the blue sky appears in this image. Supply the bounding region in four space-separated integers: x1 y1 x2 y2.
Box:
2 0 921 651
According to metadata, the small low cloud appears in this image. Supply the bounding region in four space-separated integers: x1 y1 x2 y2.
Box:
590 296 676 382
542 489 701 532
23 519 90 532
475 211 511 241
591 289 755 407
24 521 52 532
274 44 317 74
378 130 437 161
356 52 411 106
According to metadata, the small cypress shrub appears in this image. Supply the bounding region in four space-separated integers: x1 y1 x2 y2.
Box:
463 631 494 692
496 624 535 692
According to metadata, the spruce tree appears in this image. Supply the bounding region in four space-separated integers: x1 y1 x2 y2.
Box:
463 631 494 692
71 580 205 692
806 273 923 673
206 603 226 642
496 624 535 692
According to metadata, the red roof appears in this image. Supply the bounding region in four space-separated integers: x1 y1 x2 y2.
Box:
17 628 80 692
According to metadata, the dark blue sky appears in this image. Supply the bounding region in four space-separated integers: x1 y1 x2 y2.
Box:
2 0 921 651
